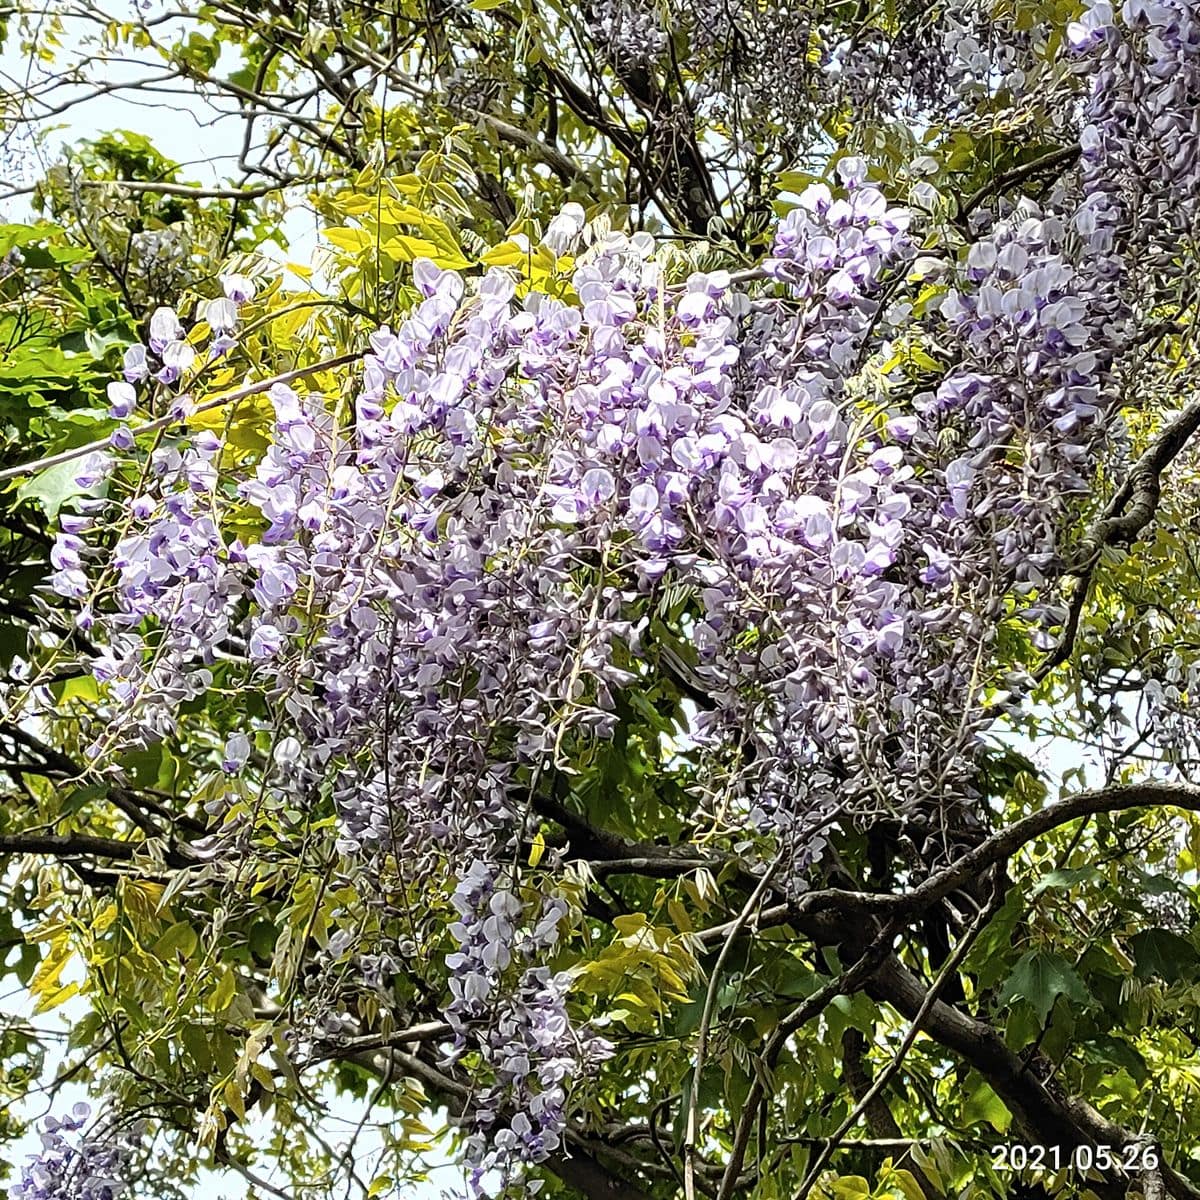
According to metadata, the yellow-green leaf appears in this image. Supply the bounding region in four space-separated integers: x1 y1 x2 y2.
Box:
889 1169 927 1200
208 967 237 1014
324 226 372 254
528 831 546 868
223 1078 245 1122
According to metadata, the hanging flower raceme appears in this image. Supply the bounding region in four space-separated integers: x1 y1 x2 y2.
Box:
10 1105 138 1200
446 863 612 1196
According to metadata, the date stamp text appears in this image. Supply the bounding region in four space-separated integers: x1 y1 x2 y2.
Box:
992 1144 1160 1173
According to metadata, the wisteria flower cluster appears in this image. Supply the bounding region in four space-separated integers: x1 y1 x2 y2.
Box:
1070 0 1200 309
586 0 669 68
826 0 1036 123
10 1105 135 1200
446 862 612 1194
588 0 1036 131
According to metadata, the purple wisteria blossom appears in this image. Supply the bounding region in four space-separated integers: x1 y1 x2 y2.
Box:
446 863 612 1196
10 1105 136 1200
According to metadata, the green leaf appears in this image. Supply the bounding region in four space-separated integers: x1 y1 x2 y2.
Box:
248 920 278 962
381 233 445 263
29 929 73 1014
15 456 96 520
324 226 372 254
154 921 198 961
67 1010 104 1051
1129 927 1200 983
889 1169 928 1200
1031 865 1103 896
0 221 70 253
996 950 1093 1026
1084 1035 1148 1083
208 967 237 1014
770 953 818 999
0 622 26 667
61 783 106 817
908 1145 945 1195
83 327 129 361
962 1077 1011 1132
117 744 177 790
830 1177 870 1199
776 170 821 195
964 884 1024 989
52 674 99 704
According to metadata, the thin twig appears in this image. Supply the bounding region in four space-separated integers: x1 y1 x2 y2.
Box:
0 351 362 485
685 853 783 1200
791 882 1004 1200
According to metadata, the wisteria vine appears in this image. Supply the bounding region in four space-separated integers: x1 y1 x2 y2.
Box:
19 1 1200 1195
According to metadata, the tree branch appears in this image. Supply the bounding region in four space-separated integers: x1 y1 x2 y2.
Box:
959 144 1080 223
710 783 1200 933
866 955 1200 1200
74 175 340 200
0 832 146 860
0 351 362 485
1039 388 1200 679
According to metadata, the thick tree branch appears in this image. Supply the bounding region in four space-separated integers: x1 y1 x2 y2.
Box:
882 783 1200 917
1091 391 1200 550
533 787 722 882
866 956 1200 1200
1 721 205 839
0 832 145 860
1039 388 1200 678
301 1021 453 1066
706 783 1200 935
